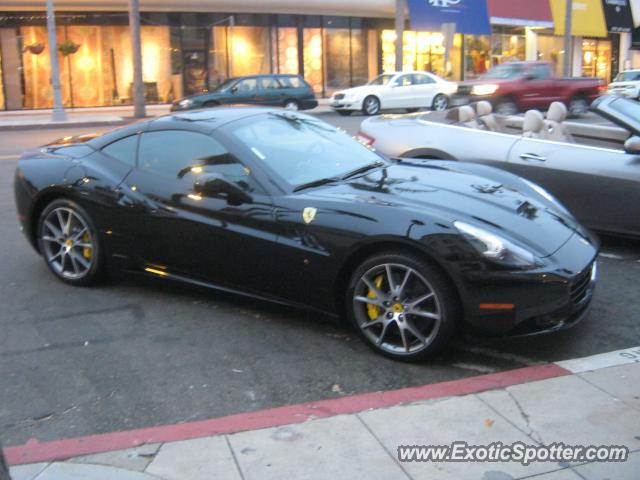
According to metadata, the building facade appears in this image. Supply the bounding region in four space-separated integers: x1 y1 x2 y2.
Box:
0 0 634 111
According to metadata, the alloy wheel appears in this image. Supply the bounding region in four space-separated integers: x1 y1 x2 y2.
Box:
363 97 380 115
352 263 442 356
40 207 94 280
432 94 449 111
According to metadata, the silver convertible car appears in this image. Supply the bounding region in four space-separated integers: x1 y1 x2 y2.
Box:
359 95 640 238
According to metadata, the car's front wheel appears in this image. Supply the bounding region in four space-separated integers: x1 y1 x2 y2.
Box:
346 251 458 361
283 99 300 111
362 96 381 116
37 199 104 286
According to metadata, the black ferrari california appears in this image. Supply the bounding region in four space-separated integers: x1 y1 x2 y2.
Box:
14 107 598 361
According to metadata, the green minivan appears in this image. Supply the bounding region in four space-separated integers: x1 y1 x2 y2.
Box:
171 74 318 112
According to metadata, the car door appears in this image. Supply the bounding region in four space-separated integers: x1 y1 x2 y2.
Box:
410 73 438 108
385 74 414 109
121 128 278 292
257 76 284 107
226 77 260 105
506 138 640 235
520 64 555 109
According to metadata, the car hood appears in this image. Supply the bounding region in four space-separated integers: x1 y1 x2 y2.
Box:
306 162 577 257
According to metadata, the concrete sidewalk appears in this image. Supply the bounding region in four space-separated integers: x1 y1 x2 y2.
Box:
0 100 334 131
6 347 640 480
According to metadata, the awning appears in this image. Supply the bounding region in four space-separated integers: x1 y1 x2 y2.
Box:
550 0 608 37
602 0 634 32
406 0 491 35
487 0 554 28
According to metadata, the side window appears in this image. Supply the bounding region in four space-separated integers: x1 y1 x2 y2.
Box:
101 135 138 166
137 130 257 192
236 78 257 93
396 75 413 87
531 65 551 80
412 74 435 85
259 77 280 90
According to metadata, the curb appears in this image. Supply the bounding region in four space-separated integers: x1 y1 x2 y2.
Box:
0 120 128 132
5 363 568 466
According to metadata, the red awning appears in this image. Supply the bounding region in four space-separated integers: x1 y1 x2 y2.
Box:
487 0 554 28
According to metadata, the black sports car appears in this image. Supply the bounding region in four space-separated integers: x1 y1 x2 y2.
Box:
14 107 598 361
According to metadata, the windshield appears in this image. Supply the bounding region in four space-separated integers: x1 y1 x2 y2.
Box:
231 113 384 187
613 71 640 82
212 78 237 92
367 74 395 86
483 64 525 79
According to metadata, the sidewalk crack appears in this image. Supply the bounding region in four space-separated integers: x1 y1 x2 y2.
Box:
355 413 414 480
505 390 543 445
225 435 246 480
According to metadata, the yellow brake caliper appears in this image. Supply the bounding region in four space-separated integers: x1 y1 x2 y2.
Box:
367 275 385 320
82 232 92 260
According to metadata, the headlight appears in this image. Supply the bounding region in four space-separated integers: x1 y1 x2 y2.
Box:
178 99 193 108
471 84 499 96
454 221 541 269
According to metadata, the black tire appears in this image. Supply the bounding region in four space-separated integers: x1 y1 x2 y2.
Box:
346 251 459 362
432 94 449 111
283 99 300 111
362 95 381 116
337 110 353 116
37 198 105 286
568 94 589 117
495 97 518 115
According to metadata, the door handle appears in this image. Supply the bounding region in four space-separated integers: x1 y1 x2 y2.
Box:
520 153 546 162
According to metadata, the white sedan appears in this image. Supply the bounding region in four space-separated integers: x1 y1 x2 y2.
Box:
330 71 458 116
607 69 640 100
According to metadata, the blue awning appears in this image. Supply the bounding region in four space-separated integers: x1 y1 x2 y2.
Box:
406 0 491 35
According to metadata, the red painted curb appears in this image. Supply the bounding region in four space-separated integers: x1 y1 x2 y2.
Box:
5 363 569 466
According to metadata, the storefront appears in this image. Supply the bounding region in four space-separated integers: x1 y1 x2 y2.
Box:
0 11 387 109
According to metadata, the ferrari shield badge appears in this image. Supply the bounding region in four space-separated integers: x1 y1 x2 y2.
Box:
303 207 317 224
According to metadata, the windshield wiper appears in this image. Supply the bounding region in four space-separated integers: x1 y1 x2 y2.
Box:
267 112 336 132
340 161 385 180
293 177 340 192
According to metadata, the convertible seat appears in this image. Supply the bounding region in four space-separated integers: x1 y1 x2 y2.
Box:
458 105 480 129
545 102 574 143
476 101 504 133
522 110 545 139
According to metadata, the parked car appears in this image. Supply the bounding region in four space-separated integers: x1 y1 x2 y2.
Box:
171 74 318 112
14 107 597 361
607 69 640 100
453 61 604 116
330 71 458 116
359 95 640 238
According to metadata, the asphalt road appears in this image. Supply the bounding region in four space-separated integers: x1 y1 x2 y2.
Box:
1 112 639 447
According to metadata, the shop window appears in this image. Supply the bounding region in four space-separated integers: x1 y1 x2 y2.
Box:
381 30 460 80
229 26 270 77
303 28 323 95
275 27 298 75
209 26 228 90
323 28 351 93
351 29 370 86
464 35 491 79
582 38 611 82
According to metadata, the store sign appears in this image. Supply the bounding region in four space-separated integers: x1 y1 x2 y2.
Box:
407 0 491 35
602 0 634 32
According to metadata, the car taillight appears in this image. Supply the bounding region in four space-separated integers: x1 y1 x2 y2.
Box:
356 131 375 146
598 84 607 94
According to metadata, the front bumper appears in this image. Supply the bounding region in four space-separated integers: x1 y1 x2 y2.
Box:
461 231 598 337
330 99 362 111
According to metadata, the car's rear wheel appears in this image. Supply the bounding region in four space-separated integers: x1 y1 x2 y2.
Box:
346 252 458 361
362 96 381 116
283 99 299 111
432 94 449 111
37 199 104 286
337 110 352 116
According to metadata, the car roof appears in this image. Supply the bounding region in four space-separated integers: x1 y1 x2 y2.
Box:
88 106 281 149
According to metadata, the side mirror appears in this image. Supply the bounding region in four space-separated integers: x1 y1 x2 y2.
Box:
624 135 640 154
194 173 252 205
230 86 238 94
